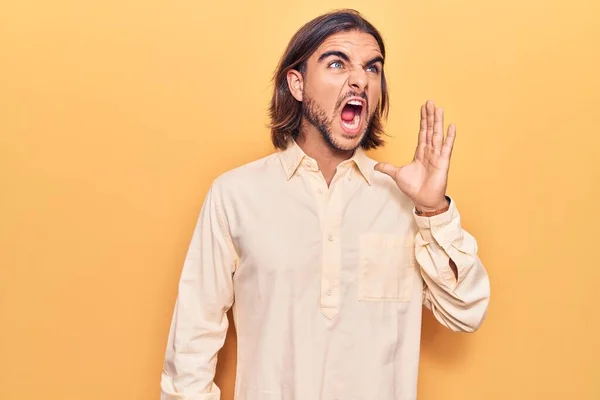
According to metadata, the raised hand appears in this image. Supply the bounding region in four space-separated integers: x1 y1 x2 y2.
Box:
374 100 455 212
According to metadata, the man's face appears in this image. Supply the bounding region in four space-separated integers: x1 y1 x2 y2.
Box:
297 30 384 152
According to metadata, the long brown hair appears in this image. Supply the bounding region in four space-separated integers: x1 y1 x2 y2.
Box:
269 9 389 150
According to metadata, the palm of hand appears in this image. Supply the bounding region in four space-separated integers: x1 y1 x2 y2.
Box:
375 100 455 212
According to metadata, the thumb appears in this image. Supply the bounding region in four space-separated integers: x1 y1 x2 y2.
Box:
374 162 398 179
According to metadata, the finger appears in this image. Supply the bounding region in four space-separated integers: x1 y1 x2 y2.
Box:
433 106 444 153
418 104 427 146
441 123 456 160
374 162 399 179
426 100 435 147
415 104 427 161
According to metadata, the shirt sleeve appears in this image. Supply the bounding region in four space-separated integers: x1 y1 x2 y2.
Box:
413 197 490 333
160 182 238 400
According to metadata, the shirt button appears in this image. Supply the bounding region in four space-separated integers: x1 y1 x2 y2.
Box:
317 188 323 194
328 235 334 241
327 289 332 296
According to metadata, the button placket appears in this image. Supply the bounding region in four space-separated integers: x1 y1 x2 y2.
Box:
320 178 343 319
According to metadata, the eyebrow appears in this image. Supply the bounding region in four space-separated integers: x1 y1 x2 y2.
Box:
317 51 385 67
365 56 385 67
318 50 351 63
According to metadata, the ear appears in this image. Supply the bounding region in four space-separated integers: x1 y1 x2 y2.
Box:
286 69 304 102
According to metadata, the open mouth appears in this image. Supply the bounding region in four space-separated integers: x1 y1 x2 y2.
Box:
340 99 365 135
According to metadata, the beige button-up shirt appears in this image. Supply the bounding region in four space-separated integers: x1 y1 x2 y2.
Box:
160 140 490 400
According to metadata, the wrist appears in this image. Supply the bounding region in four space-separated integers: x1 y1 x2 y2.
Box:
414 196 450 216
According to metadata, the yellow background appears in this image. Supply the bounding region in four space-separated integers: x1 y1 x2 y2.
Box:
1 0 599 399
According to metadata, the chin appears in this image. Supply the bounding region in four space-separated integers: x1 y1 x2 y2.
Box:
330 131 366 151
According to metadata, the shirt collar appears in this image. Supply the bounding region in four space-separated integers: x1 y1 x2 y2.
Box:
279 140 373 185
349 146 373 185
279 140 309 179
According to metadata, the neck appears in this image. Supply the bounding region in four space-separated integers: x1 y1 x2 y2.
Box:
295 119 355 186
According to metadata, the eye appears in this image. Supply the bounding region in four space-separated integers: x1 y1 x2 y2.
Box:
366 65 380 73
328 60 344 69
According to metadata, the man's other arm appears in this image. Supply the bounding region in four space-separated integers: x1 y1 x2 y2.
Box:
161 182 237 400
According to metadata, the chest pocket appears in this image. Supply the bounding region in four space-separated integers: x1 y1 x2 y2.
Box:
358 233 417 302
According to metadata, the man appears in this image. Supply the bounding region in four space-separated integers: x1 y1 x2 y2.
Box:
160 9 490 400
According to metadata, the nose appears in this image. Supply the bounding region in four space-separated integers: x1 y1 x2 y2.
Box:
348 68 368 91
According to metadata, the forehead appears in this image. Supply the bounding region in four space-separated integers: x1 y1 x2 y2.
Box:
312 30 382 59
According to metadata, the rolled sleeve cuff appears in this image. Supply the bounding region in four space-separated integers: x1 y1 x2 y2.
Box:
413 197 460 246
413 197 466 284
161 392 220 400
